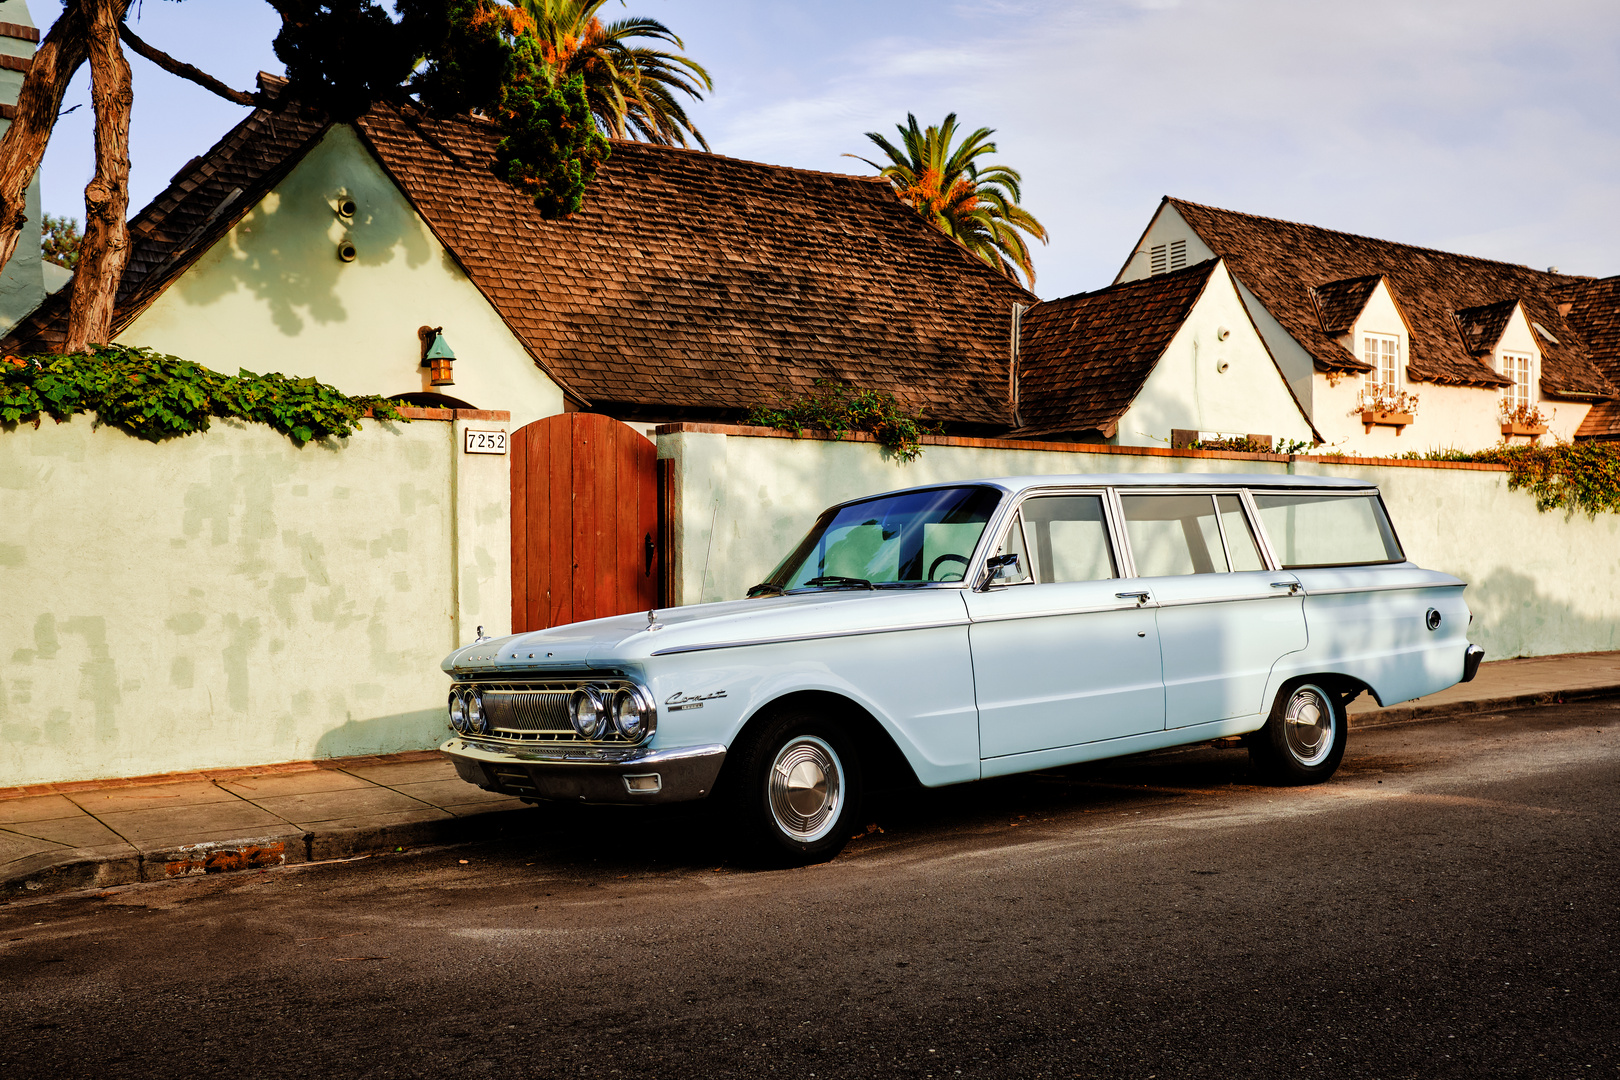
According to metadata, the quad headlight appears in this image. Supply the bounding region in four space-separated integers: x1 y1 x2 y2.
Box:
449 686 487 735
464 686 486 735
612 687 652 741
569 687 608 740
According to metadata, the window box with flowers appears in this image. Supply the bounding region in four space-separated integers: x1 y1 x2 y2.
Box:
1501 401 1550 438
1357 386 1420 435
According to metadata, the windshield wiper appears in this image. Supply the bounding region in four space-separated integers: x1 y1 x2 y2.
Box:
746 582 785 598
799 575 874 590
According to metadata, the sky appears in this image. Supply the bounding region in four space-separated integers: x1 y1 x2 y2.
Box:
31 0 1620 302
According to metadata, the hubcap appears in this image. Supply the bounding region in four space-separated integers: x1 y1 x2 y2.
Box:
1282 685 1335 767
768 736 842 843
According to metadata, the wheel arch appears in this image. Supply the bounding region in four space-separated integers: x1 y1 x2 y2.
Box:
719 689 922 793
1265 669 1379 718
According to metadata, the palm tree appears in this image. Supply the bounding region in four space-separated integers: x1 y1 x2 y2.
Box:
520 0 712 149
851 113 1047 287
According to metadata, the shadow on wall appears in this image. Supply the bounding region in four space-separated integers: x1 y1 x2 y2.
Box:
1462 565 1619 660
313 707 447 761
173 128 434 340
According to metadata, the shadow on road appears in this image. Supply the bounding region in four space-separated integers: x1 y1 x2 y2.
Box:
459 742 1272 877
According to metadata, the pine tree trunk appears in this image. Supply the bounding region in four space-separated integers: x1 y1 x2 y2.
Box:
0 2 100 283
64 0 134 352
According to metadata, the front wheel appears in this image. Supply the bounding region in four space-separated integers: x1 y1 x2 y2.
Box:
725 708 863 866
1249 682 1347 785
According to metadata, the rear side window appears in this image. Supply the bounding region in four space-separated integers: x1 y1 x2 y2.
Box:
1120 494 1264 576
1251 493 1404 568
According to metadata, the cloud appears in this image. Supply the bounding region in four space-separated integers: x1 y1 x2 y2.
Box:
694 0 1620 296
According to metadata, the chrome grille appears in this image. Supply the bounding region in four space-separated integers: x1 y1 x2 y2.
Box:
483 689 572 737
453 677 649 745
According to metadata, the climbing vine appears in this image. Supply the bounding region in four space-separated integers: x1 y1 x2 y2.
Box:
0 345 405 445
746 379 940 463
1403 442 1620 517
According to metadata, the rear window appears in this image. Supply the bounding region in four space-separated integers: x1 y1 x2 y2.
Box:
1251 493 1404 568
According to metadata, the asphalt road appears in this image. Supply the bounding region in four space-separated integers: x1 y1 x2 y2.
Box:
2 701 1616 1080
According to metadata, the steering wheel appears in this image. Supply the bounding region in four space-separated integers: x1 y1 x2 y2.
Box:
927 553 970 582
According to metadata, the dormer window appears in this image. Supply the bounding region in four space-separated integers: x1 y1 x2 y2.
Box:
1362 333 1399 390
1150 240 1186 275
1499 351 1534 411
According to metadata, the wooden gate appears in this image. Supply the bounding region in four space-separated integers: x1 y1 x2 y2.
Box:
510 412 662 633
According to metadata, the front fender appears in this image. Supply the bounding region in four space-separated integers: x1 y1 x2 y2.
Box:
642 626 981 788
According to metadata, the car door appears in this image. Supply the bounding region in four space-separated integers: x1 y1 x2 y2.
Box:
965 491 1165 759
1116 490 1307 729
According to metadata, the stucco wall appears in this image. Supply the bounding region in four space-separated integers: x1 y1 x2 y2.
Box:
123 124 565 430
1116 264 1314 449
0 410 511 787
659 425 1618 662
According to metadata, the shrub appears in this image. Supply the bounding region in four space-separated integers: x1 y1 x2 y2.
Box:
0 345 405 445
746 380 940 463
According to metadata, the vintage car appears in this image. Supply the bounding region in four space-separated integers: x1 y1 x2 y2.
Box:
440 474 1484 863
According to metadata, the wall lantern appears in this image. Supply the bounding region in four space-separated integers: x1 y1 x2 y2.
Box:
421 326 456 386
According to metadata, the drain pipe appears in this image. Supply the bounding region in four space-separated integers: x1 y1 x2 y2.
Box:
1009 302 1026 428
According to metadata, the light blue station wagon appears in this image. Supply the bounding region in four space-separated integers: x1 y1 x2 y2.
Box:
441 474 1484 863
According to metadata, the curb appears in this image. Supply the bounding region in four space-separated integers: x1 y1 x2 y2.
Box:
1347 683 1620 729
8 685 1619 900
2 806 535 900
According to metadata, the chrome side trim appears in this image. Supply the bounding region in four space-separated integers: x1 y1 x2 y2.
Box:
969 601 1146 625
649 618 970 656
1153 591 1303 609
1303 582 1466 598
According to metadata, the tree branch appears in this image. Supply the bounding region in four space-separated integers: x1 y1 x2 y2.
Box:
117 22 255 107
0 0 108 282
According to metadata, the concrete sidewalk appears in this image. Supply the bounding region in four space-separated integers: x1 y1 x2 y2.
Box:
4 650 1618 898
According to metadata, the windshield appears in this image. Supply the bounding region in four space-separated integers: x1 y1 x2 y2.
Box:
765 485 1004 589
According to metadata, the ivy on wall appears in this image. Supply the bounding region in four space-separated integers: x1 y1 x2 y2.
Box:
746 380 940 463
0 345 406 445
1405 442 1620 518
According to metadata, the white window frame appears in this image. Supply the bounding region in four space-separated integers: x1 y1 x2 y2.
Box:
1361 333 1400 392
1499 351 1534 412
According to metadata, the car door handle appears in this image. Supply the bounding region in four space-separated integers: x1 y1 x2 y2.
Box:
1115 590 1151 605
1270 581 1301 594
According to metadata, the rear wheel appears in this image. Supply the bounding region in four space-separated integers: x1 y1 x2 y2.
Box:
725 706 863 866
1250 681 1346 785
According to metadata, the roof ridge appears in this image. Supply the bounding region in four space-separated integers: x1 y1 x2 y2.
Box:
1037 257 1219 308
602 136 888 184
1166 196 1572 282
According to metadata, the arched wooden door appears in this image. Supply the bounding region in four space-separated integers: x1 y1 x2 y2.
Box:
510 413 661 633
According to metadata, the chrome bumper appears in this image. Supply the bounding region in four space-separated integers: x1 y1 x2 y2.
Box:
1461 644 1486 683
440 738 726 805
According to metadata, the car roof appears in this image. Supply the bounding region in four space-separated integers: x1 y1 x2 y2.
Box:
843 472 1376 507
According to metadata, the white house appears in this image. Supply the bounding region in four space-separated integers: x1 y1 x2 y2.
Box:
3 75 1037 440
1117 198 1620 451
1010 258 1319 450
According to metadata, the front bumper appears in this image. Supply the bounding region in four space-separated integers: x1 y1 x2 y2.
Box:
441 738 727 805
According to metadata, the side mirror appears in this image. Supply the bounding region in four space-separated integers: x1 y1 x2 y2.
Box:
979 553 1021 590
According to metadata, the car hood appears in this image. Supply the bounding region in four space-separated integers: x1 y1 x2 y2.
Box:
442 588 971 674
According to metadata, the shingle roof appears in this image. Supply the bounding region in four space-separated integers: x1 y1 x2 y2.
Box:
351 103 1033 427
1452 300 1519 357
1310 274 1383 336
6 86 1032 431
1159 198 1616 401
1563 275 1620 438
1011 260 1218 439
